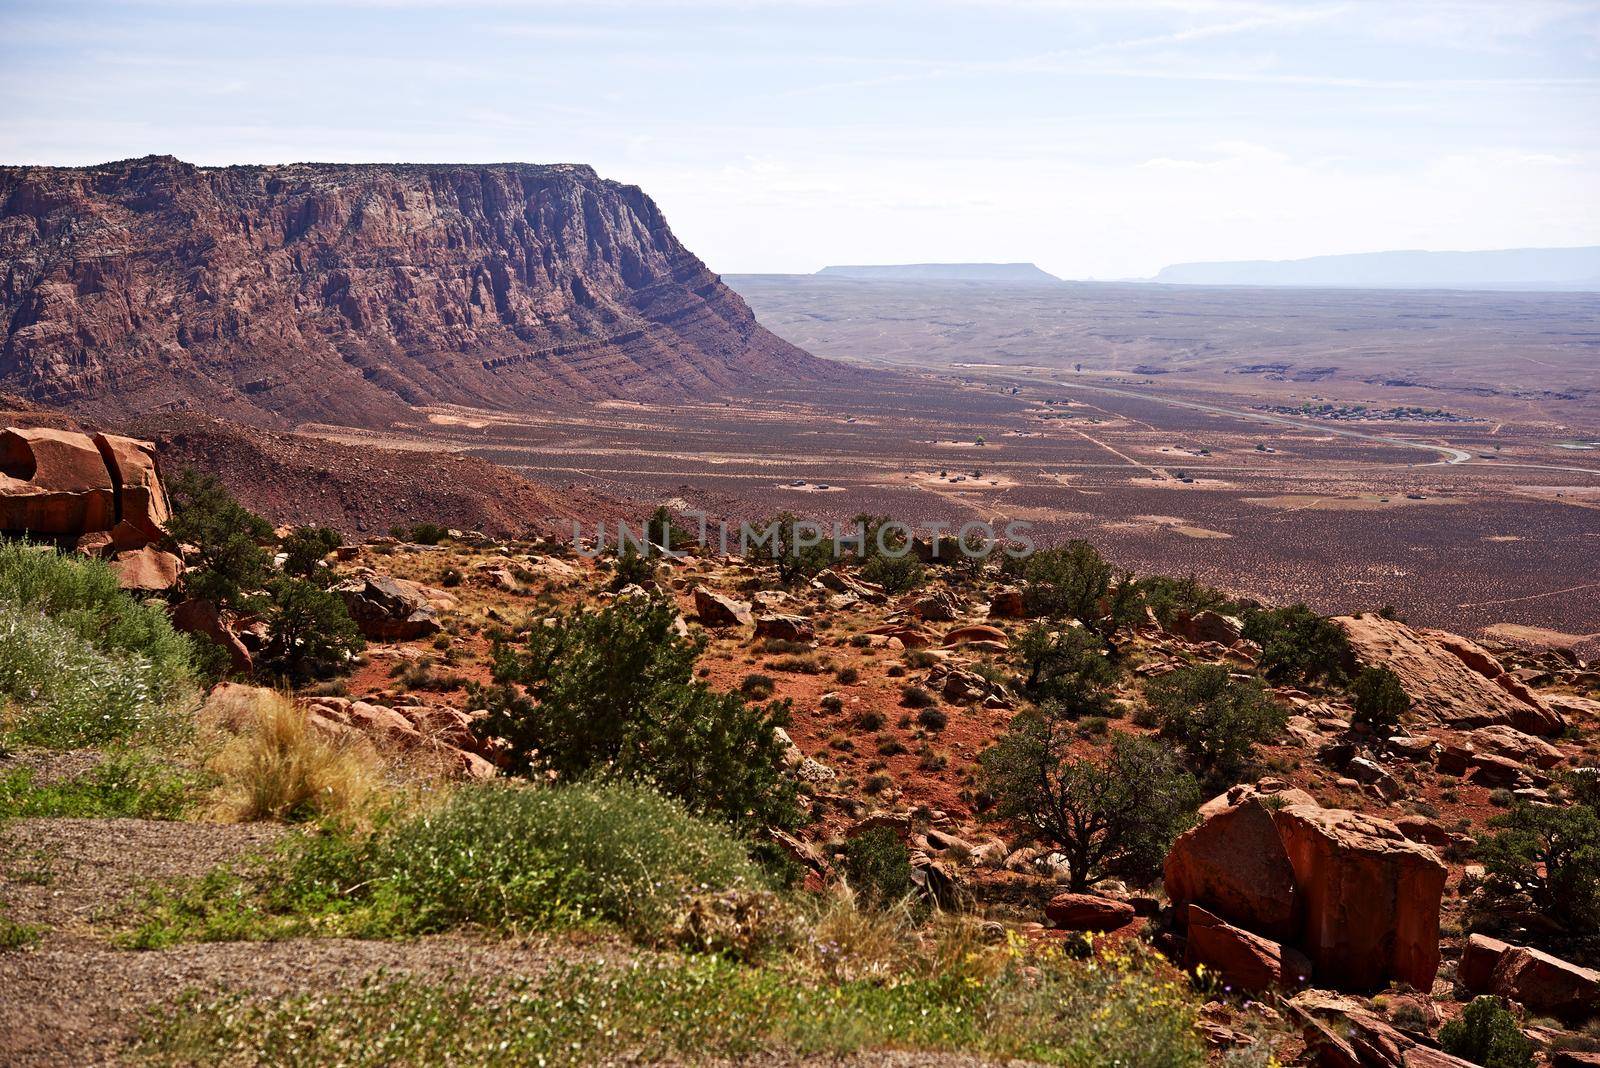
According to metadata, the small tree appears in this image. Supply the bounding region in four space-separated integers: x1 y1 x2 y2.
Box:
1144 664 1287 786
607 543 657 591
643 506 693 553
1243 604 1352 689
1015 624 1118 704
1478 793 1600 937
1438 997 1534 1068
981 716 1199 891
257 576 365 683
280 526 343 579
1015 540 1112 624
167 470 273 609
1351 665 1409 735
754 511 834 587
474 596 798 831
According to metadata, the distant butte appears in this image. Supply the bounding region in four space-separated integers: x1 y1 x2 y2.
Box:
817 263 1063 284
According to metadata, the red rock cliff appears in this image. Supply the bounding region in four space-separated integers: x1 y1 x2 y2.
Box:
0 156 839 426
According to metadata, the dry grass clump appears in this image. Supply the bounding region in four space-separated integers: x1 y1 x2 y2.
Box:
200 685 385 825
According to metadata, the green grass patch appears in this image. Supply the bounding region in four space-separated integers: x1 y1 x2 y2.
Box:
140 947 1210 1067
123 780 770 948
0 751 204 820
1 544 197 749
0 902 45 949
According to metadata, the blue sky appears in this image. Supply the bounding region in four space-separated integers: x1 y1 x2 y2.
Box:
2 0 1598 277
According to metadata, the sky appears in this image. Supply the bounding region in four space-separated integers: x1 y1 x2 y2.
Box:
2 0 1598 278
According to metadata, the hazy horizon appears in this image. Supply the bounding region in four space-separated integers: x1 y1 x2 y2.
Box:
3 0 1598 279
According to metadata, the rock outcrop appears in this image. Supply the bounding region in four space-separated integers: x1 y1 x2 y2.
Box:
1 425 179 589
335 575 442 641
0 157 842 426
1336 613 1564 737
1184 905 1312 993
1165 783 1446 992
1273 803 1447 992
1459 934 1600 1022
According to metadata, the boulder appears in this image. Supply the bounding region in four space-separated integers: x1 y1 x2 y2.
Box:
1165 783 1310 942
1392 815 1451 848
1458 933 1512 993
335 575 442 640
754 613 814 642
108 546 182 592
1273 803 1447 991
0 426 116 535
909 589 963 622
92 432 170 540
1336 613 1562 737
1173 610 1244 646
1461 938 1600 1022
171 597 252 673
1044 893 1135 932
943 624 1008 647
693 586 752 627
988 587 1025 618
1184 905 1312 992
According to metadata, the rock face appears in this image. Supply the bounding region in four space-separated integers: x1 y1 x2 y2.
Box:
0 156 841 426
1184 905 1312 993
2 424 180 589
694 587 752 627
1165 784 1308 943
1459 934 1600 1022
1044 893 1136 933
1166 784 1447 993
1273 803 1447 992
1 427 115 533
1336 613 1563 737
335 575 442 640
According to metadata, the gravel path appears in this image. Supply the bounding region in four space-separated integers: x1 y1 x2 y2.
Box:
1 818 1028 1067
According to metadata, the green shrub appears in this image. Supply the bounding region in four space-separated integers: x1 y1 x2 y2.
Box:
1144 664 1287 786
859 552 924 595
842 827 918 910
899 684 937 709
392 523 448 546
1351 665 1410 735
0 904 44 949
740 673 777 699
1243 604 1351 688
1015 624 1118 704
916 707 948 732
256 576 365 684
981 720 1199 891
0 545 196 748
1439 997 1534 1068
167 470 273 610
128 781 768 946
0 751 201 819
1136 574 1238 628
475 596 797 831
278 526 342 579
1478 794 1600 937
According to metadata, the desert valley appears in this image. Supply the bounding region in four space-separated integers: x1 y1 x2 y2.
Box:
2 141 1600 1068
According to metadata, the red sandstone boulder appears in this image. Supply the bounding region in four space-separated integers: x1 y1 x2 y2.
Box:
1273 803 1447 991
693 586 752 627
108 546 182 592
1461 935 1600 1021
754 613 814 642
335 574 442 640
0 426 117 535
1044 893 1135 932
1173 609 1244 646
1164 782 1313 943
171 598 252 674
92 432 170 540
1184 905 1312 992
943 624 1008 647
1469 724 1565 769
988 587 1025 618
